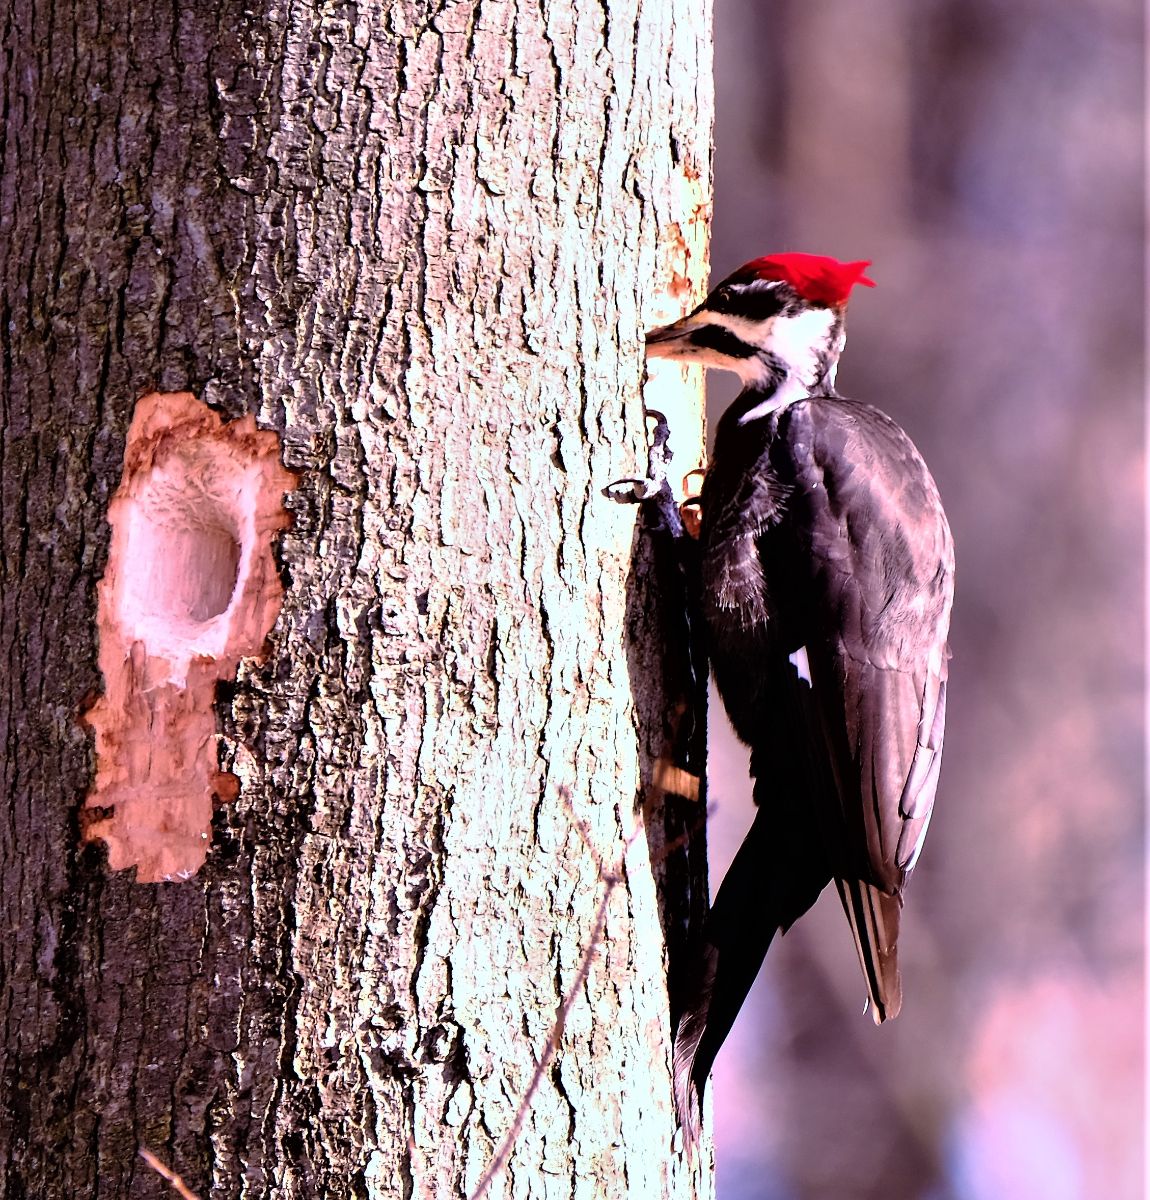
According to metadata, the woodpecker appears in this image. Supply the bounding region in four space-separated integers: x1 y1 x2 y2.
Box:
645 253 954 1132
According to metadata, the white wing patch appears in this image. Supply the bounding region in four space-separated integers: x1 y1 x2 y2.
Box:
788 645 812 685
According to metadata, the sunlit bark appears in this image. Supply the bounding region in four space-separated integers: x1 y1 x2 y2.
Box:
0 0 712 1195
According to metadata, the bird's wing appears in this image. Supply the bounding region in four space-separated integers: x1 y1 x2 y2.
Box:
782 398 954 1018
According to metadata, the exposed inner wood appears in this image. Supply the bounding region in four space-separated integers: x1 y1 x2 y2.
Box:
82 391 295 882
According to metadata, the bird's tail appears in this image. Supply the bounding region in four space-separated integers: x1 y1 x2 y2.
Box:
672 806 828 1141
672 927 774 1144
836 877 902 1022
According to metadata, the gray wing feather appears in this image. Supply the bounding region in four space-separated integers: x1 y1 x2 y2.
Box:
790 399 954 1016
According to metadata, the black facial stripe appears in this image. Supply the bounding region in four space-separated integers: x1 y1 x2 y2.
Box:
708 287 785 321
690 325 758 359
707 283 821 321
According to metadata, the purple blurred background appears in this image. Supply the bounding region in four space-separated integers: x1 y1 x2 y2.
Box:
703 3 1145 1198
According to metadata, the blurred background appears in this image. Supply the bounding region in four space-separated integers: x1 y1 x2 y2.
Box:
703 2 1145 1198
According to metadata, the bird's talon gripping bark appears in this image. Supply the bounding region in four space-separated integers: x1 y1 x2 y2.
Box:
602 476 663 503
603 408 683 535
643 407 672 452
679 496 703 540
604 408 673 503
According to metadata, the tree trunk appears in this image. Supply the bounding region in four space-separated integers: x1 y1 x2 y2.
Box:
0 0 713 1196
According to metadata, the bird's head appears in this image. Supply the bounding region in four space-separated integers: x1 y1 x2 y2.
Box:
646 253 875 393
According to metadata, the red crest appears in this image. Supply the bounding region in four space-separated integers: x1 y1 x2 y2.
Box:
726 253 876 307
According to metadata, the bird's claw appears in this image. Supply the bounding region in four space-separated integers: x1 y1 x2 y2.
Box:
604 409 675 506
603 409 696 537
603 471 682 536
644 408 673 457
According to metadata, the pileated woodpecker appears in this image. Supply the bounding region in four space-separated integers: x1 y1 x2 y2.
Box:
645 253 954 1131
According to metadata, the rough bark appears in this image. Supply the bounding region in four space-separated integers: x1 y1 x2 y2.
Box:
0 0 712 1197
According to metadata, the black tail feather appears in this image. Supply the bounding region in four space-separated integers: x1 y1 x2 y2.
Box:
671 805 829 1140
836 876 903 1022
672 929 777 1141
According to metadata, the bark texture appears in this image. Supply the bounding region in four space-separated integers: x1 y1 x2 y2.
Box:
0 0 712 1196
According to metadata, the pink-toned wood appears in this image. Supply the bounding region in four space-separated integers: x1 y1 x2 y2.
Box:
82 392 295 881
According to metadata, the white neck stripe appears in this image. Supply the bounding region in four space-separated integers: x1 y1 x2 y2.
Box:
737 374 810 422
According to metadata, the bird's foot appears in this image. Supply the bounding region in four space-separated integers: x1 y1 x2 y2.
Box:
603 409 684 536
679 468 706 540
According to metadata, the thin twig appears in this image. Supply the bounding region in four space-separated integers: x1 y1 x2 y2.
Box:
555 785 613 879
468 792 690 1200
468 886 615 1200
139 1148 202 1200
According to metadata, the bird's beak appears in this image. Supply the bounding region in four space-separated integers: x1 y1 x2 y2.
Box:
644 312 705 360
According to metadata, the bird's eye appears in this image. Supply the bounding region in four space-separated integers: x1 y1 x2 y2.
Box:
713 286 734 306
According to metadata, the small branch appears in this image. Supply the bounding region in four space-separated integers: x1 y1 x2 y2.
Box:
468 886 615 1200
469 791 705 1200
139 1148 202 1200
